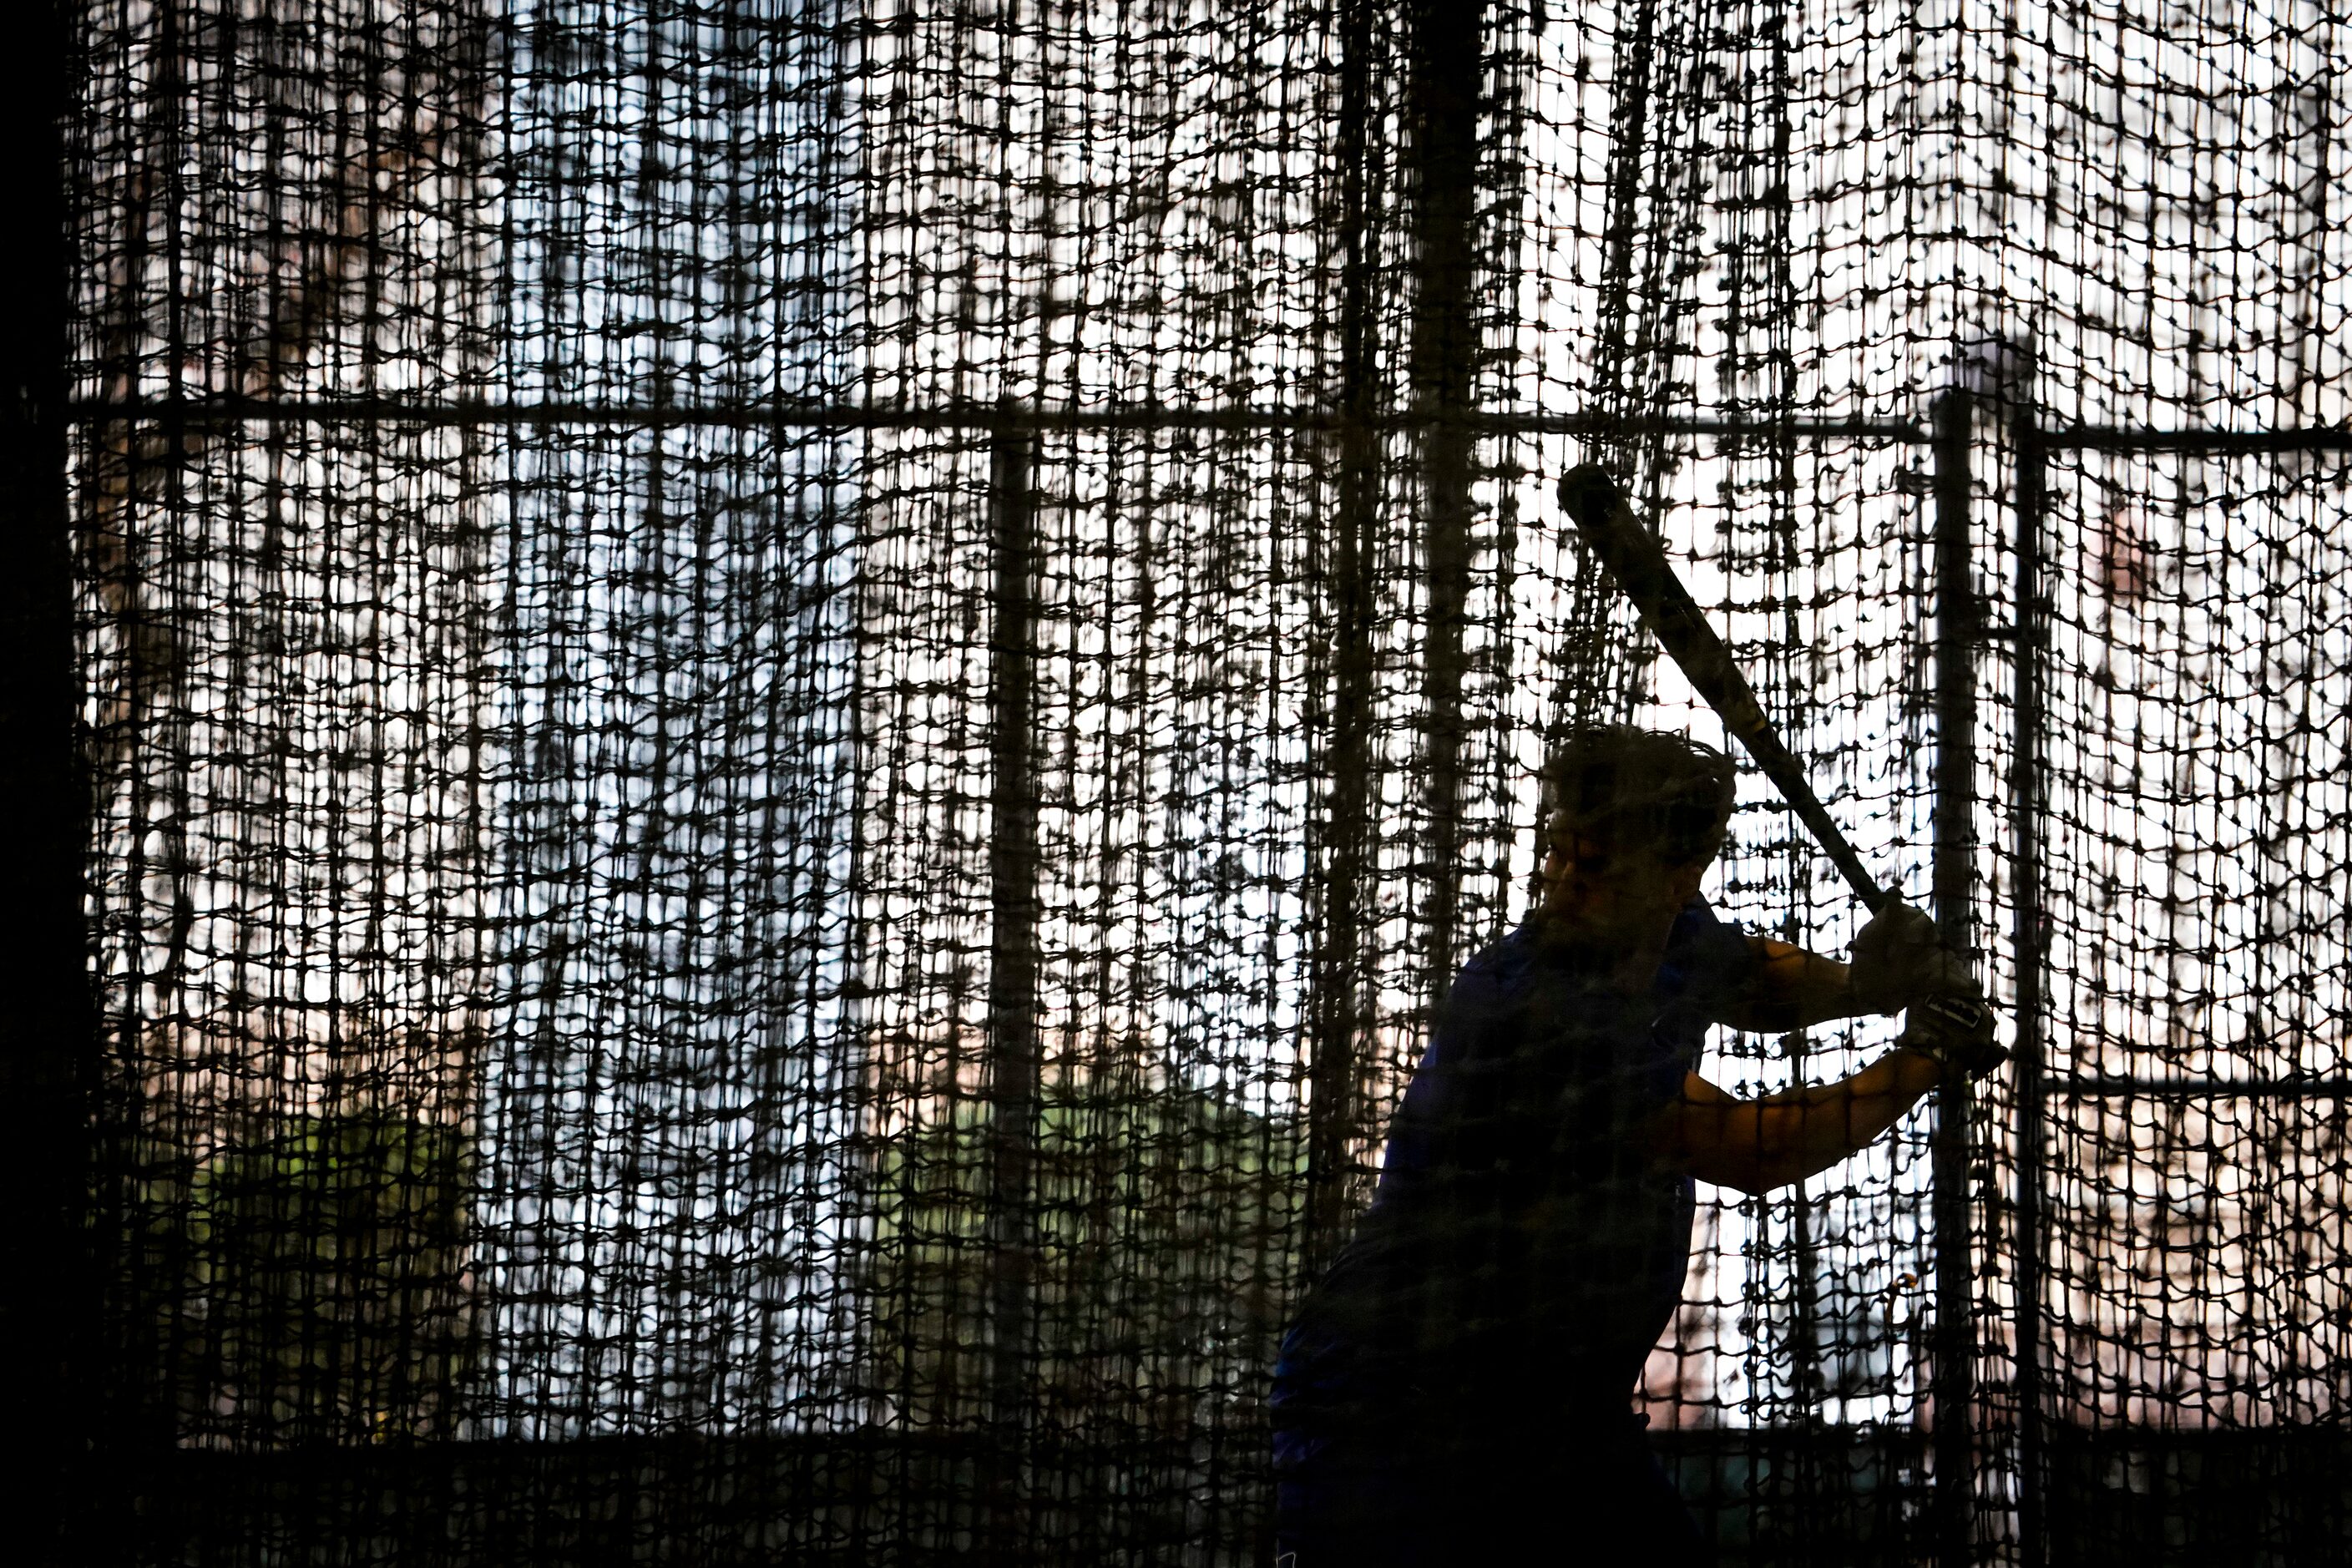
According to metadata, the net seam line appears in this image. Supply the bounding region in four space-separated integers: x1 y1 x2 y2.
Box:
62 397 1925 440
2048 1078 2352 1098
63 399 2352 453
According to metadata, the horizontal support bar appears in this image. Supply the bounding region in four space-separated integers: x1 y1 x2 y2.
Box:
73 398 2352 454
63 396 1925 443
2049 1077 2352 1099
2041 426 2352 454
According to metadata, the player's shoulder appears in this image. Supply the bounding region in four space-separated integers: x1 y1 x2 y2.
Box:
1462 922 1544 979
1668 893 1743 943
1443 924 1547 1009
1660 895 1758 990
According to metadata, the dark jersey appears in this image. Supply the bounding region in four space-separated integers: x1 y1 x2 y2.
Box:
1279 898 1756 1423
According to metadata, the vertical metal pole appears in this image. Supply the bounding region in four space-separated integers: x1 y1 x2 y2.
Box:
2007 401 2051 1568
1929 387 1979 1568
1403 0 1485 1009
1303 0 1382 1278
0 3 99 1559
984 423 1042 1559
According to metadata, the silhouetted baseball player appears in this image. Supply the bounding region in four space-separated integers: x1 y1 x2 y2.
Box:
1272 726 2001 1566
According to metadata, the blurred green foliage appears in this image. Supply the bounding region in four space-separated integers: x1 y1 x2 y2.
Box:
865 1081 1306 1438
129 1112 477 1445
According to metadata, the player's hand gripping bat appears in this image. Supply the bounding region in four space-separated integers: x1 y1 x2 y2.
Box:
1555 463 2003 1077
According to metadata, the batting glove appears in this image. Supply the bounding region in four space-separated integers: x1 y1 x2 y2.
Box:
1899 989 2010 1082
1848 899 1970 1014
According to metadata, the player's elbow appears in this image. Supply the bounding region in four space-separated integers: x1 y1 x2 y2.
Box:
1675 1105 1815 1195
1683 1147 1807 1196
1720 1166 1806 1196
1662 1083 1855 1193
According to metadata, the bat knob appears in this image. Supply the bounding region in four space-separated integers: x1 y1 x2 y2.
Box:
1558 463 1626 529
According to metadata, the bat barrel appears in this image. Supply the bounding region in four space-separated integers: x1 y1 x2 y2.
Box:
1558 463 1894 913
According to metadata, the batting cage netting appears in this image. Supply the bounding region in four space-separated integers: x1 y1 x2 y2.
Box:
40 0 2352 1563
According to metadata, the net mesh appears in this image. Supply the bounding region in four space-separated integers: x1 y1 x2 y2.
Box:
63 0 2352 1562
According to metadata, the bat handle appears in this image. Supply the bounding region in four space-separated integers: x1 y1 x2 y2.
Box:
1732 717 1894 913
1818 827 1895 914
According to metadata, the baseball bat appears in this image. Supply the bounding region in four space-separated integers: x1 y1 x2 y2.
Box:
1556 463 1896 915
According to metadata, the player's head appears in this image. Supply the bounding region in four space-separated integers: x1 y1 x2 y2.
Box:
1534 726 1736 942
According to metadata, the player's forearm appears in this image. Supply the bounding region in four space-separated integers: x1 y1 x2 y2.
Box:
1678 1049 1943 1193
1720 936 1866 1031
